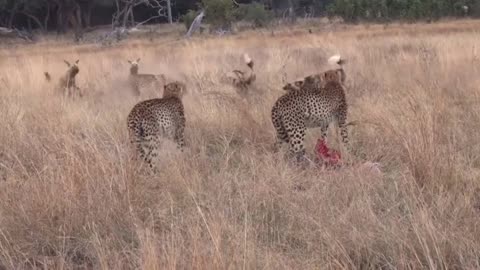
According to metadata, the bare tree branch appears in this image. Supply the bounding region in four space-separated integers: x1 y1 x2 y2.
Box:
112 0 169 29
185 10 204 38
19 11 45 32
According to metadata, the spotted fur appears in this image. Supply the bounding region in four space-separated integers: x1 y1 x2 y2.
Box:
128 58 166 96
272 73 351 160
127 81 187 168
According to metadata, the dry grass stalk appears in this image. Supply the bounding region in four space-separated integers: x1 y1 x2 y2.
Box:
0 19 479 269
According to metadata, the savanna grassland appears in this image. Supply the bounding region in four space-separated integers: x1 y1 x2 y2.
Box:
1 19 480 269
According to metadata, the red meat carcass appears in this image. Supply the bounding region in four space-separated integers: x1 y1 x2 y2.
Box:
315 139 342 167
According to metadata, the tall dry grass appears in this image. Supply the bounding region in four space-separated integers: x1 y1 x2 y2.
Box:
1 20 480 269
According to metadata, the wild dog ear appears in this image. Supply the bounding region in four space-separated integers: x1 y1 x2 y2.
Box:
64 60 71 67
136 58 141 63
127 60 132 64
75 59 79 64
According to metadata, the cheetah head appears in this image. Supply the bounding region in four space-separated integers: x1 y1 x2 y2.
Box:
282 74 321 92
282 80 304 92
127 58 141 75
163 81 187 98
64 59 80 77
282 68 346 93
321 69 346 86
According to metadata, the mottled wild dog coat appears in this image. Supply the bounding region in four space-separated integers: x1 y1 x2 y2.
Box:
226 53 256 95
127 81 187 169
45 60 81 98
128 58 166 96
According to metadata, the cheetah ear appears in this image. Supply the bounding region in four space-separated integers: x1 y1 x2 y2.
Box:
294 80 304 88
64 60 71 67
321 72 328 81
304 76 315 84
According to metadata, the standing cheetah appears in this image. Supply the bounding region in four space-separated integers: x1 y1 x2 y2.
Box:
128 58 166 96
272 72 351 160
127 81 187 168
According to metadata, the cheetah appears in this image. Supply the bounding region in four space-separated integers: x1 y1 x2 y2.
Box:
45 59 82 98
271 72 351 161
127 81 187 168
282 54 347 92
128 58 166 96
225 53 256 95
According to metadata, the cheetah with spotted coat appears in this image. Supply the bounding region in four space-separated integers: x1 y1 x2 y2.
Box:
271 69 351 160
127 81 187 168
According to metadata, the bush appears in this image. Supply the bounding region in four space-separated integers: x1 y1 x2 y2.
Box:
201 0 235 30
328 0 357 22
234 3 273 28
181 9 200 30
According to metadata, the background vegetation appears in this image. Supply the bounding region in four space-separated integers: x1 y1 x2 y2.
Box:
1 19 480 269
0 0 477 34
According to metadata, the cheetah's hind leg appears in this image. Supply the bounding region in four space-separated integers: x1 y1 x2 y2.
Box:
131 134 160 171
285 120 307 164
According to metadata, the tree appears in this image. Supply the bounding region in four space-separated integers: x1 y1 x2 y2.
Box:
112 0 170 28
201 0 235 30
0 0 52 31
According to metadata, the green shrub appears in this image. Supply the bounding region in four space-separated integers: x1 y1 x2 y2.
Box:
234 3 273 28
329 0 357 22
202 0 235 30
181 9 199 30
